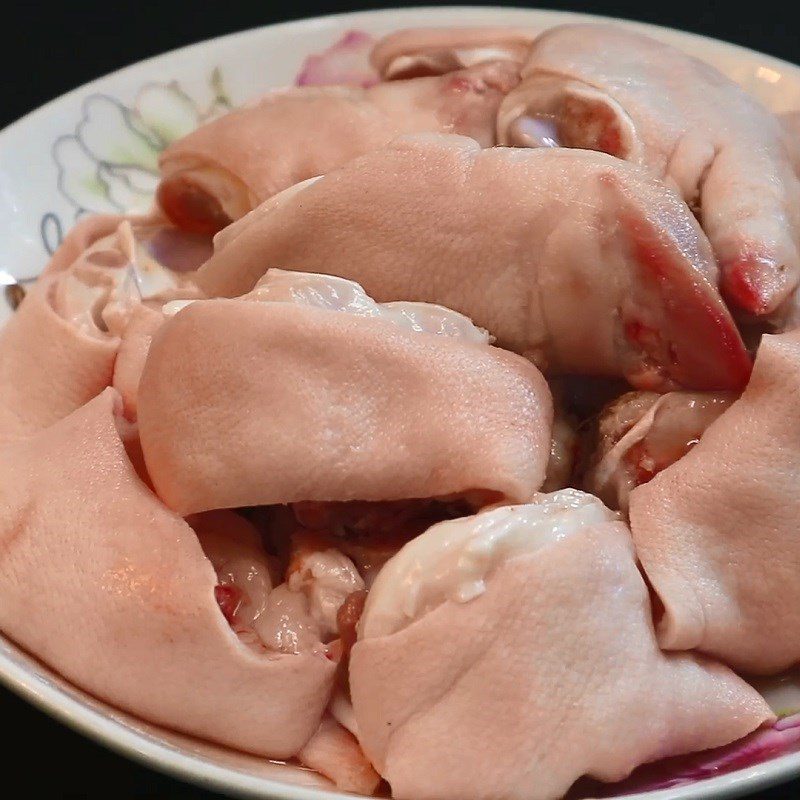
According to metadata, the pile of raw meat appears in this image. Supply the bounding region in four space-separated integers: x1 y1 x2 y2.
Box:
2 22 800 800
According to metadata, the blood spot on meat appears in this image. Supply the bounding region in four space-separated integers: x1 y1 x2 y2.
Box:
337 589 368 657
157 174 233 235
214 583 244 625
722 259 769 315
626 440 658 486
561 95 625 157
624 319 661 351
447 75 479 94
325 639 344 662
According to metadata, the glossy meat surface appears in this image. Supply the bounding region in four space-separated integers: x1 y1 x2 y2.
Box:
371 26 536 79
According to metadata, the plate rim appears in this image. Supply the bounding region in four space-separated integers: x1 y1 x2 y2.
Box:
3 4 800 140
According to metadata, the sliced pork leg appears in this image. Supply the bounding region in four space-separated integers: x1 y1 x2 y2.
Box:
195 135 750 391
498 24 800 320
0 217 205 440
138 270 552 514
585 390 734 512
630 328 800 674
371 26 536 79
350 491 772 800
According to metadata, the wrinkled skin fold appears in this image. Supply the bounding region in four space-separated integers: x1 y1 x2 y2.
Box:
195 134 750 391
630 328 800 674
0 390 335 757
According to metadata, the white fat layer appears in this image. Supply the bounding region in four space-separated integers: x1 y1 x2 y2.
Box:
359 489 617 640
288 548 364 640
259 269 491 342
197 519 368 656
454 45 520 65
163 270 491 344
254 584 324 655
217 553 272 629
385 46 517 79
194 521 274 630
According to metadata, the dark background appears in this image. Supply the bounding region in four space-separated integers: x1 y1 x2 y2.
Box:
1 0 797 797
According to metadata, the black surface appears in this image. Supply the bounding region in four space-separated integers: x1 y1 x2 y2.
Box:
1 1 799 797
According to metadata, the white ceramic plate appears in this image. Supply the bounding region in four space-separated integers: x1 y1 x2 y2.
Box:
2 6 800 799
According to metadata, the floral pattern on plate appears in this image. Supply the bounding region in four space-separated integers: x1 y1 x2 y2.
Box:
41 70 232 257
39 30 376 261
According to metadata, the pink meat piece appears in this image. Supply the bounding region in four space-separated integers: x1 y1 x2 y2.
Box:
297 713 381 794
0 389 335 757
629 328 800 674
498 24 800 320
0 213 125 441
40 213 124 279
370 26 537 79
195 134 750 391
0 278 117 443
0 216 204 442
156 61 519 233
296 30 379 88
112 304 165 420
350 498 772 800
137 298 551 515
